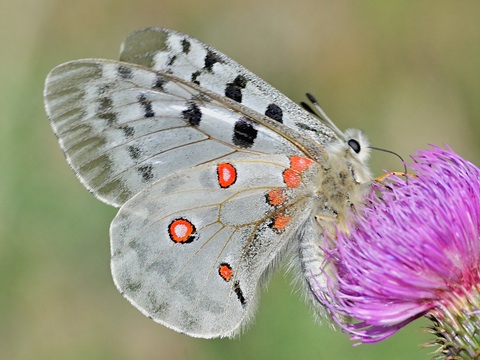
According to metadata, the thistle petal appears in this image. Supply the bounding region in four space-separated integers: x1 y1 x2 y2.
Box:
319 146 480 350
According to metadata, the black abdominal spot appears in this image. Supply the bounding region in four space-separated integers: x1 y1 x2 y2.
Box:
232 118 257 148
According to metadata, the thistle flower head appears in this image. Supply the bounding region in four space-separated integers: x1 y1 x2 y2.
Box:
319 146 480 356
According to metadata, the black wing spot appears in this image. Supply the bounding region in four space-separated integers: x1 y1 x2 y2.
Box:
128 145 141 160
225 75 248 103
138 94 155 118
124 280 142 293
97 84 111 96
97 97 113 113
121 125 135 138
97 96 117 124
167 55 177 66
181 38 191 54
191 71 201 85
153 75 167 91
265 103 283 123
233 281 246 306
138 164 154 181
232 75 247 88
232 117 257 148
225 84 242 102
295 122 317 132
182 102 202 126
204 51 220 71
117 65 133 79
98 112 117 125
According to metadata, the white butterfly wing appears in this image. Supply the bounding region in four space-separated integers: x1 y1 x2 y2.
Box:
120 28 337 147
45 59 324 207
44 28 369 338
110 154 319 338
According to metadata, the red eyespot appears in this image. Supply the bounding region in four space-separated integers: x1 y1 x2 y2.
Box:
217 163 237 188
168 218 196 243
218 263 233 282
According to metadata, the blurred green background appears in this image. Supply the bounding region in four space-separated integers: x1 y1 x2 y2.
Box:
2 1 479 359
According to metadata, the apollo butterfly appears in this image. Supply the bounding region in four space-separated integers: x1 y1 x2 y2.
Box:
44 28 371 338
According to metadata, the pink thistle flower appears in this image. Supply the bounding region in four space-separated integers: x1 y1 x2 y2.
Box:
319 146 480 358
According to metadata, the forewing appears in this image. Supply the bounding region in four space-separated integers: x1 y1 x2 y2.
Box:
120 28 337 147
110 154 319 338
44 60 317 207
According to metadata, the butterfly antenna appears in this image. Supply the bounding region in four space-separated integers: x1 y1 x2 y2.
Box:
305 93 346 140
300 101 318 116
369 146 408 176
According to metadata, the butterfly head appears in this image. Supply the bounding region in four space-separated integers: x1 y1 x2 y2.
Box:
325 128 371 184
301 93 371 183
342 128 371 183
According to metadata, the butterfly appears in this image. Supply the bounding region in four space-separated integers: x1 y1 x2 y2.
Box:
44 28 372 338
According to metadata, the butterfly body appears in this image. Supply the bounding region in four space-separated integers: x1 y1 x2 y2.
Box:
44 28 371 338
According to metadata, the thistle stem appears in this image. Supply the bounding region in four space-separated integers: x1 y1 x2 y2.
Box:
427 285 480 359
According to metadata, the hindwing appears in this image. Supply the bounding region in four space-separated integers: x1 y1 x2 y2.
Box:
110 154 319 337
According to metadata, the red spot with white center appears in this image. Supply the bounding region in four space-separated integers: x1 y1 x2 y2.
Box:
217 163 237 188
218 263 233 282
168 218 196 243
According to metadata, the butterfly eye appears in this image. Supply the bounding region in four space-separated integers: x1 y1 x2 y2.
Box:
348 139 361 154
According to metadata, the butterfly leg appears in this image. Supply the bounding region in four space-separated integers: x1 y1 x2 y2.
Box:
314 214 337 223
375 171 416 182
